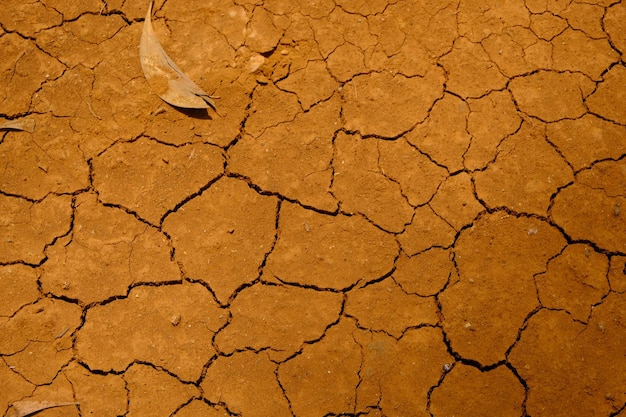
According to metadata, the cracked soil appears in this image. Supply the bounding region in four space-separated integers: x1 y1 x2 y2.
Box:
1 0 626 416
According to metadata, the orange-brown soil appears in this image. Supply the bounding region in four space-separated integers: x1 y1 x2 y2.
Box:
1 1 625 416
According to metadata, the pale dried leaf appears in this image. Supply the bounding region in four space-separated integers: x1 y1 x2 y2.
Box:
0 118 35 133
139 1 216 110
5 401 78 417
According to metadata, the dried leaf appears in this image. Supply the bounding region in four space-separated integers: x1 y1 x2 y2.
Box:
5 401 78 417
0 118 35 133
139 1 216 110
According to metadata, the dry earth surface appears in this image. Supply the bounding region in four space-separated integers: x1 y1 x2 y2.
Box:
1 0 626 416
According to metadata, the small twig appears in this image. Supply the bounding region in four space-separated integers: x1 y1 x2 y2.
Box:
86 100 102 120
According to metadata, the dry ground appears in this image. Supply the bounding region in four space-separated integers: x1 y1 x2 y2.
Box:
1 0 626 416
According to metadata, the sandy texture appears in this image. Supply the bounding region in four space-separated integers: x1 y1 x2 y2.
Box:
1 0 625 416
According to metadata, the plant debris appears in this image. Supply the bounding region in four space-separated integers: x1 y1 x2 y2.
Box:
0 118 35 133
139 1 217 110
5 401 79 417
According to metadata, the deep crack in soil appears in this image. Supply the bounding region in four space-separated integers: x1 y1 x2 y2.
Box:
1 1 626 416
